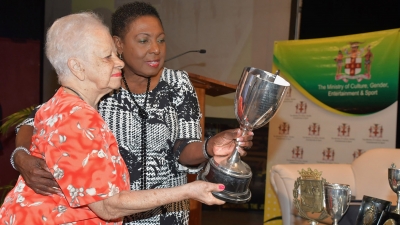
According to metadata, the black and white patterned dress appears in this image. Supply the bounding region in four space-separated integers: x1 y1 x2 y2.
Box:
17 68 203 225
99 68 203 225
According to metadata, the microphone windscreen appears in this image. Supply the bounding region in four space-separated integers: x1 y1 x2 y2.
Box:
199 49 206 54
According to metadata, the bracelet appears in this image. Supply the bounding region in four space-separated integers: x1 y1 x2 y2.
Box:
202 136 212 160
10 146 31 170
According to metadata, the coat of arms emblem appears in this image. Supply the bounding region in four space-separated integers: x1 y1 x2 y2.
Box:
334 42 373 82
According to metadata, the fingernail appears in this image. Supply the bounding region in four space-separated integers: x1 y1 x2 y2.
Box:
218 184 225 190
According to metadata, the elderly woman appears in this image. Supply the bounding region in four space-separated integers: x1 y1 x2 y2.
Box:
0 12 225 225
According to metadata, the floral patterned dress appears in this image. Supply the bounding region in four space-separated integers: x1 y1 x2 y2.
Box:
0 88 130 225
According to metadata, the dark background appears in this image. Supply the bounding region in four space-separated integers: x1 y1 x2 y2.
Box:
298 0 400 40
0 0 45 41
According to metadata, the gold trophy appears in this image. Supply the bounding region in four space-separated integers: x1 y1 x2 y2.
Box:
293 168 330 225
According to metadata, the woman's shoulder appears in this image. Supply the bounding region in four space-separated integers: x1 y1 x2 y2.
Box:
40 89 95 114
98 89 127 105
161 68 192 87
37 90 101 127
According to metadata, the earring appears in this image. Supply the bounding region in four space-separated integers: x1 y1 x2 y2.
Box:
118 52 123 60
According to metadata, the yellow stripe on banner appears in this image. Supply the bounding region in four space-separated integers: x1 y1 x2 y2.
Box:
263 178 282 225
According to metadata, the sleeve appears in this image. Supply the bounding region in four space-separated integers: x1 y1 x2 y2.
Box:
175 72 202 140
43 106 123 207
15 104 42 134
172 71 204 173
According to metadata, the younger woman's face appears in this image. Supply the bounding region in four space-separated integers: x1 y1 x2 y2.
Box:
116 15 166 77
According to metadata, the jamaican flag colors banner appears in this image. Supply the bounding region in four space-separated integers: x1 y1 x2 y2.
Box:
264 28 400 224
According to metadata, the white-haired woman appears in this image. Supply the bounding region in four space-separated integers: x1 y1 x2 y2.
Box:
0 12 225 225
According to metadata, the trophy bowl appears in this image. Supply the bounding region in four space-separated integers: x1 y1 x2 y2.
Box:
388 163 400 214
324 183 352 225
198 67 290 203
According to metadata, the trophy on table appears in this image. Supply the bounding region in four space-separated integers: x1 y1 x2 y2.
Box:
294 168 352 225
324 183 352 225
293 168 330 225
197 66 290 203
355 195 392 225
388 163 400 214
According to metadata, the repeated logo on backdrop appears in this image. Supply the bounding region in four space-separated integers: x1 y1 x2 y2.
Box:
292 146 304 159
278 122 290 135
353 149 365 159
337 123 350 137
322 148 335 161
295 101 307 114
308 123 320 136
369 124 383 138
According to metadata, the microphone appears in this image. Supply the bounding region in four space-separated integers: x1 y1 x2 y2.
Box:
164 49 206 62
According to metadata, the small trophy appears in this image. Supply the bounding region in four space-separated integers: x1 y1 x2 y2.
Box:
388 163 400 214
293 168 330 224
198 67 290 203
355 195 392 225
324 183 352 225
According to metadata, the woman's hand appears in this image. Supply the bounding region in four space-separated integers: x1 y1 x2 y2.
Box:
186 181 225 205
207 128 253 163
14 151 61 196
88 180 225 220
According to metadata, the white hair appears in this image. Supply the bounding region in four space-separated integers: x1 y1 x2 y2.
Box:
45 12 109 83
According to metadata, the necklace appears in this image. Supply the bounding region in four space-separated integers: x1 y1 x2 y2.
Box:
62 86 84 100
121 75 151 190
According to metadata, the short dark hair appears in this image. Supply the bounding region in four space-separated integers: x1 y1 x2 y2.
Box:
112 1 162 38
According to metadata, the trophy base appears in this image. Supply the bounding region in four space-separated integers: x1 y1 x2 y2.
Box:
197 158 252 204
211 187 252 204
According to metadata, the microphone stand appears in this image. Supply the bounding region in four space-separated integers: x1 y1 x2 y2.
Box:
164 49 206 62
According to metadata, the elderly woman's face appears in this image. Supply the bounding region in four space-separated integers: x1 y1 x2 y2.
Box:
84 27 124 91
119 15 166 77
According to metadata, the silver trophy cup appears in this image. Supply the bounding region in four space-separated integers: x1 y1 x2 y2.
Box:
198 67 290 203
388 163 400 214
324 183 352 225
